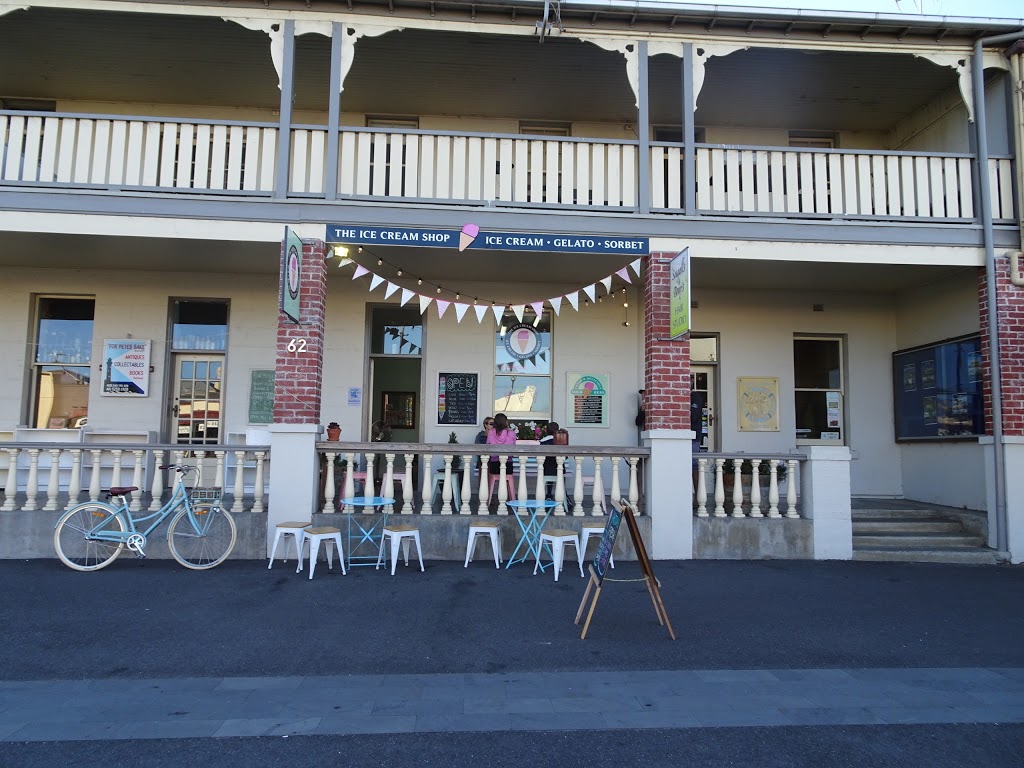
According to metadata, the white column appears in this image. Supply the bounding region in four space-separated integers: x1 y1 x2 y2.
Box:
44 448 60 511
230 450 246 513
129 450 145 512
252 451 266 513
362 452 375 513
420 453 433 514
609 456 621 506
382 453 395 513
767 460 781 518
695 457 708 517
110 449 123 490
1 448 20 511
981 436 1024 563
590 456 605 516
321 451 336 513
402 453 415 514
572 456 584 516
266 423 319 555
800 446 852 560
554 456 567 515
441 454 453 514
730 458 744 517
642 428 693 559
65 448 83 511
749 459 763 518
459 453 472 514
343 452 356 513
713 458 726 517
627 457 640 508
149 450 166 511
477 461 490 515
497 457 509 515
516 452 528 502
24 449 40 511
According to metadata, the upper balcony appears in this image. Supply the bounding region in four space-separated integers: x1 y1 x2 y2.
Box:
0 4 1019 239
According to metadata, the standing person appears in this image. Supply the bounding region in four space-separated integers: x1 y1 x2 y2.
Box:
539 421 559 477
485 412 516 475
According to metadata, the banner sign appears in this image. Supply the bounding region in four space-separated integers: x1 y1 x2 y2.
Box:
101 339 151 397
326 224 648 256
669 248 691 339
282 227 303 323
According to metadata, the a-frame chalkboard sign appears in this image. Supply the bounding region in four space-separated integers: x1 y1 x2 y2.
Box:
574 498 675 640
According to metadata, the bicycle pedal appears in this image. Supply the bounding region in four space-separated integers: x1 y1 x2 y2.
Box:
134 550 147 560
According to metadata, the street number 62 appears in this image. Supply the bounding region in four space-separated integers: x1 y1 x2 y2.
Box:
287 338 308 354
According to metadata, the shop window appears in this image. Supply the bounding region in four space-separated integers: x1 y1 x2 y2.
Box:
32 297 94 429
371 306 423 356
893 335 982 440
171 300 228 351
793 336 845 444
494 310 552 425
789 131 836 148
170 300 228 446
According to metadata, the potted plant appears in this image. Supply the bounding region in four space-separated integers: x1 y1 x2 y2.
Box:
325 422 341 441
448 431 463 471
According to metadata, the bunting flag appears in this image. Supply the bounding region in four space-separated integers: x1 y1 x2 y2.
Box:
436 299 451 318
491 305 504 324
474 305 489 323
454 303 470 322
630 258 642 278
600 276 612 293
418 295 433 314
548 296 563 316
352 264 369 279
530 301 545 317
565 292 580 311
400 288 415 307
582 284 596 303
616 267 632 283
369 274 384 292
511 304 525 322
384 281 400 299
334 257 353 269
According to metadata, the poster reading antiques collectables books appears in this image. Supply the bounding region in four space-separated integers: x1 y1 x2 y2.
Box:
101 339 151 397
566 373 609 428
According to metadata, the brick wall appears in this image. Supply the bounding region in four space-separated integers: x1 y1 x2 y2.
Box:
978 254 1024 436
273 238 327 424
643 252 691 430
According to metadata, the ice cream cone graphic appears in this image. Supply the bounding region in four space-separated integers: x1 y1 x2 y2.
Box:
515 329 531 354
583 381 595 398
459 223 479 252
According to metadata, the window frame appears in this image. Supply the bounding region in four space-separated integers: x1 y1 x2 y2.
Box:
793 334 846 446
30 295 95 429
493 309 553 423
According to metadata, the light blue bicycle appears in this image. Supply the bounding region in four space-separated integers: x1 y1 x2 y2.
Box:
53 464 236 571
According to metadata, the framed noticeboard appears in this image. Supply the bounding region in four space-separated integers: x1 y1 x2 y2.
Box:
437 372 479 425
247 370 275 424
566 372 609 428
893 334 982 440
737 377 779 432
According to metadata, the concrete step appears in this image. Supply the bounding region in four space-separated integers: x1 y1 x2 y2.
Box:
852 508 965 520
853 532 985 549
853 548 999 565
853 519 963 534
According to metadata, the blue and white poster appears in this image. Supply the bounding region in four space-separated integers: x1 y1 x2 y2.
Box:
101 339 151 397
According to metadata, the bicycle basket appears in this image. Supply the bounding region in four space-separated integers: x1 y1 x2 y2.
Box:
189 488 222 505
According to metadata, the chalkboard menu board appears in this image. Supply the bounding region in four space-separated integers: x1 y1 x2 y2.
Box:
592 504 623 585
248 370 275 424
437 372 478 425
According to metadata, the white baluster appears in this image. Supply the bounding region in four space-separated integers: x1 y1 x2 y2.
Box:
362 453 375 514
231 450 246 513
516 453 528 503
477 459 490 515
420 453 433 514
497 456 509 515
767 460 781 518
24 449 40 511
554 456 567 515
713 458 726 517
730 458 744 517
382 453 395 513
749 459 763 518
44 448 61 511
402 453 415 514
696 457 709 517
459 454 472 514
214 450 225 493
609 456 621 506
441 454 453 514
194 450 207 487
251 451 266 513
628 457 640 509
65 449 83 511
590 457 605 516
572 456 584 516
343 452 356 513
149 450 165 511
785 459 799 518
110 449 123 490
1 448 19 511
533 456 545 503
322 451 336 513
130 450 145 512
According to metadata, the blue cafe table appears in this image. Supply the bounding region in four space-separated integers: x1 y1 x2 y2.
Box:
339 496 395 568
505 499 560 571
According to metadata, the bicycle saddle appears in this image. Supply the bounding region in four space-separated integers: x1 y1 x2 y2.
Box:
107 486 139 495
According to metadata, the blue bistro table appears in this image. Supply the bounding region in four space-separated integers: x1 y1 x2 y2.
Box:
339 496 395 568
505 499 560 571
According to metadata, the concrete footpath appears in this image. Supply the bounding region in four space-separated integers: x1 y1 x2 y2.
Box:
1 557 1023 744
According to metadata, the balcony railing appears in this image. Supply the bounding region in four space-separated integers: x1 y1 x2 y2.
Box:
2 110 1015 224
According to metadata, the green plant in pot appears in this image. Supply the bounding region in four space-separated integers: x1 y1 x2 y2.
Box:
448 431 463 471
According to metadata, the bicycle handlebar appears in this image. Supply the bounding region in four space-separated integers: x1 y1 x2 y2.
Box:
158 464 196 473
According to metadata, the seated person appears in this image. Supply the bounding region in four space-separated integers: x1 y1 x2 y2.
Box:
485 412 516 475
475 416 493 469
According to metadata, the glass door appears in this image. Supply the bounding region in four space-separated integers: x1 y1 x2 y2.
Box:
173 355 223 445
691 366 716 451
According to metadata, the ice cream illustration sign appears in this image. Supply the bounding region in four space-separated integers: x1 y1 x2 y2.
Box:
326 224 648 255
503 323 541 361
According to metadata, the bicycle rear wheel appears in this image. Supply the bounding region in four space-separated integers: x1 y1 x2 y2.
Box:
167 505 236 569
54 504 127 572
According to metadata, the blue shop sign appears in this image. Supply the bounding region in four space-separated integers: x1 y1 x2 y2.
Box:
325 224 648 255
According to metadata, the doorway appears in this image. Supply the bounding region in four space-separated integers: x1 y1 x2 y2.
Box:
691 365 716 451
173 355 223 445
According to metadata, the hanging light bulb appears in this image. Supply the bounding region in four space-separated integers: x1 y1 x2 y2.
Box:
358 246 363 253
436 286 442 294
377 258 383 266
623 301 629 308
455 293 460 300
397 269 403 277
333 245 348 258
417 279 423 286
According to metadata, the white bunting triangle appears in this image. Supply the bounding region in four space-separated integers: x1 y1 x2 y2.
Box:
474 305 489 323
600 276 612 293
530 301 545 317
400 288 415 307
616 267 631 283
511 304 525 323
352 264 369 279
369 274 384 292
334 257 353 269
630 258 642 278
454 303 470 322
548 296 563 315
565 292 580 311
491 305 504 324
418 295 433 314
582 284 596 303
436 299 451 318
384 282 400 299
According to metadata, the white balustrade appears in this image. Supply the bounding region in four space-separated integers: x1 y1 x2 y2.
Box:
694 454 802 520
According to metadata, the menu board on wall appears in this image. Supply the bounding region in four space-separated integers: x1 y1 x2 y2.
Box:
248 370 275 425
566 372 610 428
437 372 478 425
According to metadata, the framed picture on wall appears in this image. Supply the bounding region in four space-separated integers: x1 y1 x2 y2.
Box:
382 391 416 429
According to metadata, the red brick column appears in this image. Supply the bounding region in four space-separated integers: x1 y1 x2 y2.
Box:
643 252 691 430
274 238 327 424
978 256 1024 437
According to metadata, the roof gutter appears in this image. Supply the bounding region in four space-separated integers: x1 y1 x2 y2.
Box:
973 28 1024 555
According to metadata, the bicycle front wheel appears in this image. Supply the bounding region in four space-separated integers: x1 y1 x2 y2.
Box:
54 504 127 572
167 505 236 570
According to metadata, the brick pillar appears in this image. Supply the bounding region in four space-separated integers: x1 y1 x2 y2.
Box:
274 238 327 424
642 251 694 559
978 254 1024 562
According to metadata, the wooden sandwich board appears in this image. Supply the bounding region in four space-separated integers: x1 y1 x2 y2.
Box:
574 498 675 640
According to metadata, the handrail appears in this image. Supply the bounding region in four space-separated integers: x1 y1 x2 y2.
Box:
316 441 649 457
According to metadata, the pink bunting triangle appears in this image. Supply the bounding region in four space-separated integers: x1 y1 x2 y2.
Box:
565 292 579 311
582 284 596 302
400 288 415 306
474 305 489 323
616 267 632 283
418 295 433 314
530 301 545 317
454 303 469 322
384 282 400 299
511 304 525 323
548 296 562 316
369 274 384 291
352 264 369 279
436 299 451 318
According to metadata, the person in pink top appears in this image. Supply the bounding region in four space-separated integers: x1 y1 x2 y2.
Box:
486 412 517 475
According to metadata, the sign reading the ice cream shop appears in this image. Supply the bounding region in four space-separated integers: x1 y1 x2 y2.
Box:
101 339 151 397
326 224 648 255
566 372 610 428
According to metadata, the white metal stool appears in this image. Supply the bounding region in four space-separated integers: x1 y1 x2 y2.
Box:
299 527 346 579
376 525 425 575
580 523 613 569
268 521 312 570
464 522 502 568
534 528 584 581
